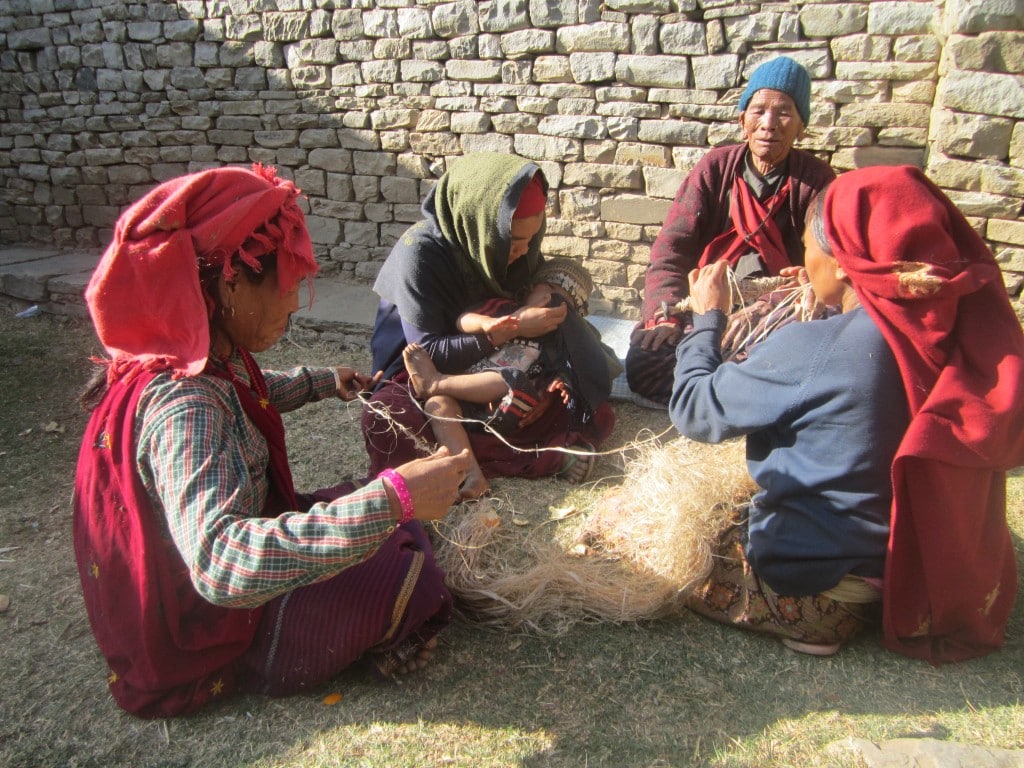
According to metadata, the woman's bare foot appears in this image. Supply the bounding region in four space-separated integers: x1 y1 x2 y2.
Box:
459 467 490 499
403 343 443 398
557 443 595 484
394 636 438 675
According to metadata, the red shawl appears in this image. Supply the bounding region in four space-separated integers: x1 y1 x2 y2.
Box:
824 165 1024 663
698 174 792 275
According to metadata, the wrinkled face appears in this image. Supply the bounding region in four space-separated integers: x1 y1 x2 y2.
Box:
739 88 805 172
509 213 543 265
219 264 301 353
802 222 844 308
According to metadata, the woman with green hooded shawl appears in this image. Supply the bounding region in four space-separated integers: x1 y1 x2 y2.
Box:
365 153 616 495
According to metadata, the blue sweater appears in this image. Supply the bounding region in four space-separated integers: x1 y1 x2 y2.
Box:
669 307 908 596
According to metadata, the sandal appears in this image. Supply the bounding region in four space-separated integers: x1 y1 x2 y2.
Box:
556 441 596 484
781 638 841 657
367 636 429 680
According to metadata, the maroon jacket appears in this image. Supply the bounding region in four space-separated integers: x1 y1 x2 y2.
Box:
641 143 835 323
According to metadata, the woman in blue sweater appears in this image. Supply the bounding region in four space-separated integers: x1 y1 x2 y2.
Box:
669 166 1024 661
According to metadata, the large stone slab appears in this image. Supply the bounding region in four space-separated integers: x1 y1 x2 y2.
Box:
292 277 379 334
0 251 99 302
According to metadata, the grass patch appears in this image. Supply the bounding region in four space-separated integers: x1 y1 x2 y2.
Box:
1 312 1022 767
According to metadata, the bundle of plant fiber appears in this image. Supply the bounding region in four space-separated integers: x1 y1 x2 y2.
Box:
430 436 754 635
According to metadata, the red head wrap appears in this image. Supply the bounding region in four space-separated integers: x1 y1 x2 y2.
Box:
86 164 317 379
513 173 547 219
823 165 1024 663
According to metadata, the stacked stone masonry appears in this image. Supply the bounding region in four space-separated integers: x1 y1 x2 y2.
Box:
1 0 1023 319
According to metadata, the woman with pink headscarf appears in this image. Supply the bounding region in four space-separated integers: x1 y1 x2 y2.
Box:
671 165 1024 663
74 164 471 718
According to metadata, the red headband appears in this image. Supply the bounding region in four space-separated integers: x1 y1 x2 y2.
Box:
513 174 546 219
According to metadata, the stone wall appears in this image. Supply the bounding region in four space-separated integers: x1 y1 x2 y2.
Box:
1 0 1022 318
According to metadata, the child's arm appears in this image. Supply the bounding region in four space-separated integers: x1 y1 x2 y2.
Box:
456 311 520 338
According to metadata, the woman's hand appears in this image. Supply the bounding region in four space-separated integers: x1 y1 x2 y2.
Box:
687 262 731 314
510 303 567 339
334 367 382 400
390 447 473 520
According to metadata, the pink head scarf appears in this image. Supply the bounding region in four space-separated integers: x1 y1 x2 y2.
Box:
86 164 318 380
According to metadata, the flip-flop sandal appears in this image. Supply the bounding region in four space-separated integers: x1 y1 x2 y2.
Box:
556 441 595 484
781 638 841 657
367 637 424 680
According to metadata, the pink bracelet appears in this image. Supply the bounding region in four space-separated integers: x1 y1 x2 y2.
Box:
378 468 415 525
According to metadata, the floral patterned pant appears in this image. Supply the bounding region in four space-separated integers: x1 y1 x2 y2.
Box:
684 522 880 645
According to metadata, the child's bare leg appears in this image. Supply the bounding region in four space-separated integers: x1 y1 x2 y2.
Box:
424 395 490 499
404 343 509 403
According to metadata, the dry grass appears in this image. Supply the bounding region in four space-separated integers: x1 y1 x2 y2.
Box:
431 438 752 635
2 310 1023 768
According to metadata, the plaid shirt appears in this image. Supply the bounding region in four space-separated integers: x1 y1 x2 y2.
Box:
135 359 395 609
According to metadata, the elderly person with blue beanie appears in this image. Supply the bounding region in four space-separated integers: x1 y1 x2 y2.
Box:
626 56 835 404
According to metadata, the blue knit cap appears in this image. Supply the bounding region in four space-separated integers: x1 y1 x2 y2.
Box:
738 56 811 125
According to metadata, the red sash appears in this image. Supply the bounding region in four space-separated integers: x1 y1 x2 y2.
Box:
698 175 792 275
206 349 299 512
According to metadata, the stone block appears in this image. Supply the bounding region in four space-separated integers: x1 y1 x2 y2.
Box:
878 127 928 147
691 54 740 89
659 21 706 55
800 4 867 37
539 115 606 139
558 187 601 219
944 0 1024 35
501 28 556 56
615 55 690 88
831 145 926 170
308 148 353 173
836 102 931 129
397 7 433 38
446 59 503 81
451 111 491 133
432 1 480 38
894 34 942 62
557 21 630 53
834 61 936 81
569 52 616 83
947 190 1023 219
933 110 1014 160
601 193 671 225
514 133 581 161
562 162 642 188
996 246 1024 272
543 235 591 258
481 0 531 33
605 0 671 11
410 132 461 155
832 33 895 62
638 119 708 146
643 166 687 198
614 142 671 167
939 71 1024 120
723 12 782 43
493 113 540 133
868 2 936 35
462 132 516 153
530 0 578 28
631 14 659 55
989 218 1024 247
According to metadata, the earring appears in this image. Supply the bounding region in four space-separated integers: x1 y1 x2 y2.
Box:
221 304 235 318
836 267 846 280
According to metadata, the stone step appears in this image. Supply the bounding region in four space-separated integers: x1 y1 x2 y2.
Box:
0 245 379 345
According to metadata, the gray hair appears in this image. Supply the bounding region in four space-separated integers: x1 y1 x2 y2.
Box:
807 183 834 256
